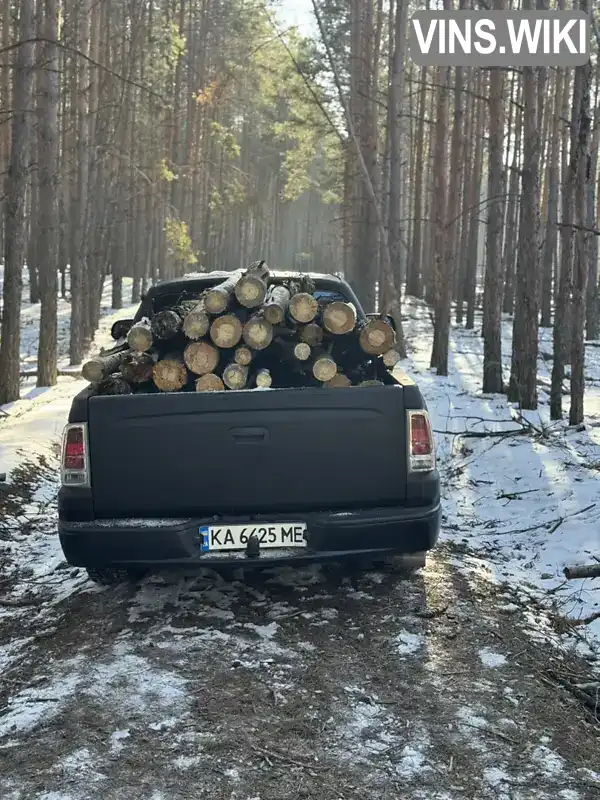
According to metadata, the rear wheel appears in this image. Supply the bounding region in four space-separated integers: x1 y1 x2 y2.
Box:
86 567 144 586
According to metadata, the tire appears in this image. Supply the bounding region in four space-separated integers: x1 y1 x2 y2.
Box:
86 567 144 586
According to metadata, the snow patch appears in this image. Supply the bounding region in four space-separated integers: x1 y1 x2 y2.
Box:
395 630 424 655
478 647 508 668
531 744 565 777
109 730 130 755
395 734 432 777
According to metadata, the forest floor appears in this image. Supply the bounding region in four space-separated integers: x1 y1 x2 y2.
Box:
0 286 599 799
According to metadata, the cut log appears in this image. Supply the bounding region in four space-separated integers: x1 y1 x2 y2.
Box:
127 317 153 352
358 379 385 386
564 564 600 580
359 319 396 355
312 355 338 382
299 322 324 347
322 301 357 335
120 351 156 384
204 270 244 314
182 299 210 340
210 314 244 349
324 373 351 388
223 362 248 390
382 349 402 368
289 292 319 323
196 373 225 392
153 354 188 392
96 374 133 395
184 341 220 375
234 345 254 366
263 285 291 324
294 342 311 361
255 368 272 388
243 313 273 350
151 308 183 340
82 351 128 384
235 260 270 308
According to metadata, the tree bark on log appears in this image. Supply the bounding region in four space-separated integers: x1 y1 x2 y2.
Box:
223 362 248 389
153 354 188 391
127 317 154 352
184 341 220 375
359 319 396 355
322 301 357 335
204 269 244 314
564 564 600 580
97 374 133 395
235 260 270 308
210 314 244 349
243 313 274 350
151 308 183 340
120 351 156 384
196 373 225 392
82 351 128 383
263 285 291 324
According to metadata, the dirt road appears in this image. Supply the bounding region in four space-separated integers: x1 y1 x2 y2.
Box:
0 540 598 800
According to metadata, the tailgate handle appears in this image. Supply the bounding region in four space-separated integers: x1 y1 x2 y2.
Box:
231 427 269 444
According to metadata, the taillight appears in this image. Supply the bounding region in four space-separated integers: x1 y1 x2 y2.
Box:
61 423 90 486
408 410 435 472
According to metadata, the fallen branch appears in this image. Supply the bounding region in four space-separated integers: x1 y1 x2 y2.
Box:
492 504 596 536
564 563 600 580
570 610 600 627
545 669 600 717
0 595 43 607
433 428 528 439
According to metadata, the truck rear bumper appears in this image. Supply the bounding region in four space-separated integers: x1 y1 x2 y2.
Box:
58 503 441 569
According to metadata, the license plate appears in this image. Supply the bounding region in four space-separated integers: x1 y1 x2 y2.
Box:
199 522 307 553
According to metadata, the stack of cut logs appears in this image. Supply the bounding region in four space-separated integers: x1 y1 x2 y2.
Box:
83 262 402 395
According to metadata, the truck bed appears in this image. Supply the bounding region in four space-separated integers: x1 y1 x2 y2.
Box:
86 383 408 518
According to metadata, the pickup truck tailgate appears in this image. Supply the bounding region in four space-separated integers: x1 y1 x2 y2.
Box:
87 386 407 517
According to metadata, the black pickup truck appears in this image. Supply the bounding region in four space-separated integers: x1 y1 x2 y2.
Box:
58 271 440 585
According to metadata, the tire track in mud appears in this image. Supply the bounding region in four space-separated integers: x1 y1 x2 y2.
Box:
0 554 599 800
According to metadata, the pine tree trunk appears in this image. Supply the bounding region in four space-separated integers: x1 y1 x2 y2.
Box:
0 0 35 403
541 68 563 327
585 60 600 341
430 64 450 374
407 66 427 298
466 72 486 330
551 67 578 420
37 0 60 387
569 54 593 426
483 42 505 394
508 50 541 409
